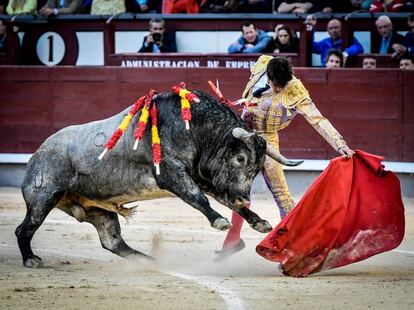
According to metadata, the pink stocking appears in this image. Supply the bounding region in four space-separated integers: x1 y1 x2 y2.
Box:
222 204 251 250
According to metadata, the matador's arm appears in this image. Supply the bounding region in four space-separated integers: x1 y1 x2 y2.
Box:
283 78 347 151
296 98 347 151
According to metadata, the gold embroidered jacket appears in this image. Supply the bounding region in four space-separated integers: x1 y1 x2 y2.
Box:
242 55 346 151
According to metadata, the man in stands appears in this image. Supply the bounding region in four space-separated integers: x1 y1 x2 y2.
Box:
403 13 414 54
138 18 177 53
228 22 272 54
362 56 377 69
393 13 414 56
373 15 405 55
400 54 414 70
305 16 364 66
325 49 343 68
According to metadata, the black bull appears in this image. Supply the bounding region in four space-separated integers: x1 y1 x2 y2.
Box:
16 91 301 267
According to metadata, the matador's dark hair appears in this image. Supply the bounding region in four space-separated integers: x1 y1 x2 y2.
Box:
266 56 293 88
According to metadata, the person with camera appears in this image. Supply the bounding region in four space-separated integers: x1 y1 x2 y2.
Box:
138 18 177 53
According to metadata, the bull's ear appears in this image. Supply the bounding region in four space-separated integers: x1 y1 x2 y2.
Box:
232 127 255 142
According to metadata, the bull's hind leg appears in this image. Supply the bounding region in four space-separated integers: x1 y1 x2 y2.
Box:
82 207 153 260
15 191 63 268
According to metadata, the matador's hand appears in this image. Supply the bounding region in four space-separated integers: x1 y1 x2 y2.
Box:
339 145 355 159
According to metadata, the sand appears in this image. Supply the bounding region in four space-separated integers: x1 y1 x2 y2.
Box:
1 187 413 310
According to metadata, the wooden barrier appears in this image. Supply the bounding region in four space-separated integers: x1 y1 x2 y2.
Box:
1 66 413 162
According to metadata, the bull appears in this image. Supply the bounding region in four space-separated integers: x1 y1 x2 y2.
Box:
16 90 301 268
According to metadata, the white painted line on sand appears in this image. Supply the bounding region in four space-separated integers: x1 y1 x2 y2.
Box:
170 272 244 310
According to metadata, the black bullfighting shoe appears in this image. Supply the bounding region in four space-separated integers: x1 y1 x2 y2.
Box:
214 239 246 262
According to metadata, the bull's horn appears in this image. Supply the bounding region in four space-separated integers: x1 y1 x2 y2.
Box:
232 127 254 141
266 144 304 167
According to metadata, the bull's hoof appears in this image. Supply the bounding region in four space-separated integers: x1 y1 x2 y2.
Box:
23 255 43 268
212 218 232 231
251 219 272 233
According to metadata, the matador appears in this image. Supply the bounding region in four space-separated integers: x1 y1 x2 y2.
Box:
217 55 354 257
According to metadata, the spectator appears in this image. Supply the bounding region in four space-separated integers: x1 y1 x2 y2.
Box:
39 0 81 16
362 56 377 69
7 0 37 14
138 18 177 53
373 15 405 55
271 24 299 53
0 19 6 53
305 16 364 66
228 22 272 54
277 1 313 13
162 0 199 13
90 0 125 14
325 49 343 68
394 14 414 55
400 53 414 69
401 13 414 54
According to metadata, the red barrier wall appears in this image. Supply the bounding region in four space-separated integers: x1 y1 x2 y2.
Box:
1 67 413 162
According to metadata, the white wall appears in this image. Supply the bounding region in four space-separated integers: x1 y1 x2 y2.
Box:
76 32 104 66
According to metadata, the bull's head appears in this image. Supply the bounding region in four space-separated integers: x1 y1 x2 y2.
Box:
203 127 302 209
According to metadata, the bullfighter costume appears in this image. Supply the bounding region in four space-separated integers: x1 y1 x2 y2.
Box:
221 55 349 251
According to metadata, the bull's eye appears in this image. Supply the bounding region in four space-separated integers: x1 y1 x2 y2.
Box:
236 155 246 164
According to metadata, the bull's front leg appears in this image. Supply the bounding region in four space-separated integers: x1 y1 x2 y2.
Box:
156 171 231 231
233 206 272 233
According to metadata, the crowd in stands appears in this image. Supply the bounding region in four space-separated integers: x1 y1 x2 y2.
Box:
0 0 412 15
224 14 413 69
0 0 413 69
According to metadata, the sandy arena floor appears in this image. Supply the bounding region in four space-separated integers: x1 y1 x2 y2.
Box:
0 187 413 310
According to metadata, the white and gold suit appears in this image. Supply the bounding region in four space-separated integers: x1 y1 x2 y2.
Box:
242 55 347 217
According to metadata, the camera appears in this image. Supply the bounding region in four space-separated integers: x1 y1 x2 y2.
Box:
152 33 162 43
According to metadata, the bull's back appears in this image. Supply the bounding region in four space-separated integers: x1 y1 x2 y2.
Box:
23 111 161 202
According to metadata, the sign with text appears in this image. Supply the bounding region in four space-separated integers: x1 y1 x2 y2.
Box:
114 54 300 68
121 59 257 68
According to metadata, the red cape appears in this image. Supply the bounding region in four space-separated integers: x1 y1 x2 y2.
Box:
256 150 405 277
